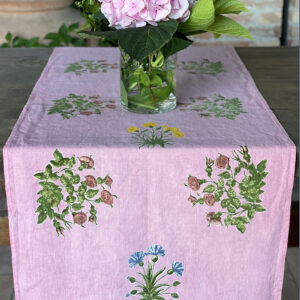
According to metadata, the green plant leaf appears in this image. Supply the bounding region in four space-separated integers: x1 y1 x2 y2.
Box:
140 72 150 86
218 171 231 179
34 172 46 180
179 0 215 35
237 223 246 233
214 0 249 15
257 160 267 172
86 189 99 198
206 15 253 39
161 33 193 59
118 20 178 62
72 203 84 211
203 184 216 193
78 30 118 40
5 32 12 43
171 294 179 299
38 212 47 224
254 204 266 212
173 281 181 286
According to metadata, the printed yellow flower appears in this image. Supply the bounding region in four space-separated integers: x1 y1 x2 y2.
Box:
164 126 180 133
142 122 158 128
127 127 139 133
173 131 184 138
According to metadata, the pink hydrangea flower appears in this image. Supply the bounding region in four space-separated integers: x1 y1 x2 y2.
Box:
99 0 193 28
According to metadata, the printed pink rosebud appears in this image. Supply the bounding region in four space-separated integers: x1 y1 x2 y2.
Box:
106 104 116 109
204 194 215 206
206 158 214 166
80 111 93 115
73 212 87 225
240 146 248 154
188 195 197 205
206 212 222 226
89 215 95 223
56 226 64 236
105 176 113 187
79 156 94 169
93 100 103 104
101 190 114 205
187 176 200 191
85 175 97 188
215 155 229 169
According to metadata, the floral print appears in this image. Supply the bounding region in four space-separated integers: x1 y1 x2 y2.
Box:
48 94 116 119
178 59 226 76
34 149 118 236
178 95 247 120
185 146 268 234
127 123 184 148
64 59 119 75
126 245 183 299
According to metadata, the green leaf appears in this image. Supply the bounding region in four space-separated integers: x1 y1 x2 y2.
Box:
173 281 181 286
206 15 253 39
214 0 249 15
254 204 266 212
203 184 216 193
5 32 12 43
227 204 236 213
231 198 241 209
161 33 193 59
217 178 224 188
72 175 80 184
78 30 118 40
34 172 46 180
86 189 99 198
171 293 179 299
237 223 246 234
118 20 178 62
150 74 163 86
257 160 267 172
44 32 60 40
179 0 215 35
53 149 63 161
72 203 84 211
38 212 47 224
247 208 255 219
140 72 150 86
45 164 52 176
221 199 229 208
218 171 231 179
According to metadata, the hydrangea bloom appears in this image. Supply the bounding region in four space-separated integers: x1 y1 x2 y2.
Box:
145 245 166 256
128 251 145 267
99 0 194 29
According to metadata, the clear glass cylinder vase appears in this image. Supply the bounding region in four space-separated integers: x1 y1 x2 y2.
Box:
120 51 177 114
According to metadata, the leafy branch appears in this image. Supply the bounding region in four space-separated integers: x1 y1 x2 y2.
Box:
34 149 118 236
186 146 267 234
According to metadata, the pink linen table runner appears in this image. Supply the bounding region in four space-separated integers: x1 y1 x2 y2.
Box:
4 47 296 300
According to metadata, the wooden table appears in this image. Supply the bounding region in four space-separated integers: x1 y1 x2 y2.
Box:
0 47 298 245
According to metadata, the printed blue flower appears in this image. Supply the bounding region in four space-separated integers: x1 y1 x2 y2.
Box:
145 245 166 256
172 261 184 277
128 251 145 268
125 293 130 297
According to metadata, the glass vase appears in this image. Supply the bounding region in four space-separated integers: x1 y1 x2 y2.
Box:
120 51 177 114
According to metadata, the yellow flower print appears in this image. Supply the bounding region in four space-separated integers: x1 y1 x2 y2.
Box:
127 127 139 133
173 131 185 138
164 126 180 133
142 122 158 128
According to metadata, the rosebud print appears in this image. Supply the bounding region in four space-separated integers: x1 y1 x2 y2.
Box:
73 212 87 225
215 155 229 169
79 156 94 168
85 175 97 188
187 176 200 191
105 176 113 187
101 190 114 205
188 195 197 205
204 194 215 206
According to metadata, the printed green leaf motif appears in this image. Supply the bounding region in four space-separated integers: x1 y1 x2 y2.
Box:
203 184 215 193
118 20 178 62
86 189 99 198
257 160 267 172
179 0 215 35
214 0 249 15
48 94 116 119
178 94 247 120
178 59 225 76
186 146 268 234
34 150 118 236
64 59 118 76
206 15 253 39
